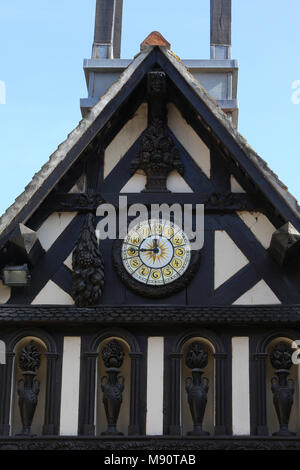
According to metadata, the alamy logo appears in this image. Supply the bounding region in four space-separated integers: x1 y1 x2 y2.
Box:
95 196 205 250
291 80 300 104
0 81 6 104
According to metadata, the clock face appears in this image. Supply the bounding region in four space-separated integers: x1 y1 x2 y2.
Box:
121 219 191 286
113 218 201 298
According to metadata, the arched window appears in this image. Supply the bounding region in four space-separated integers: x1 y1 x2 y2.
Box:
166 329 230 436
0 329 61 437
253 331 300 436
11 337 47 436
266 337 299 436
79 329 145 436
181 337 215 436
96 337 131 435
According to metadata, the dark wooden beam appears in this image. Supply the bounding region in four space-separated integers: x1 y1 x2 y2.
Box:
46 192 260 213
210 0 231 46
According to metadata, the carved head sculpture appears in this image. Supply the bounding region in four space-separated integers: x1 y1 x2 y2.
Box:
185 342 208 370
147 71 166 95
19 340 41 373
270 342 293 371
101 339 125 369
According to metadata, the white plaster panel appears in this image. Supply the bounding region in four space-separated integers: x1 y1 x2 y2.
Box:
60 337 81 435
31 280 74 305
167 103 210 178
64 252 73 270
237 211 276 249
146 337 164 435
120 169 193 193
232 337 250 435
214 231 249 289
167 170 193 193
230 175 246 193
0 340 6 365
37 212 77 251
104 103 148 178
0 280 11 304
120 170 146 193
69 174 86 193
233 280 280 305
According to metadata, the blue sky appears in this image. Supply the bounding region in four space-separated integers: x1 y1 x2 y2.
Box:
0 0 300 217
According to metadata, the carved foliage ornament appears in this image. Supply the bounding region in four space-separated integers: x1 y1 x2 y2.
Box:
270 342 293 370
101 339 125 369
205 192 250 211
131 70 184 192
19 340 41 372
71 213 105 307
131 119 184 192
185 342 209 370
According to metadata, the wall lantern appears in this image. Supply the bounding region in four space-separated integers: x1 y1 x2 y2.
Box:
1 265 31 287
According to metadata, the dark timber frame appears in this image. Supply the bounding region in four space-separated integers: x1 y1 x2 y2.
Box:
1 42 300 451
2 47 300 252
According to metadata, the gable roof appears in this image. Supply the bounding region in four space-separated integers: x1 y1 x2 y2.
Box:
1 39 300 248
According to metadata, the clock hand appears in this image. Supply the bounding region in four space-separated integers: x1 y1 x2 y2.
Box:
139 239 160 254
153 238 159 254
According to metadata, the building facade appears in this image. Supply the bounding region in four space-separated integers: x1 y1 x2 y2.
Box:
0 0 300 450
